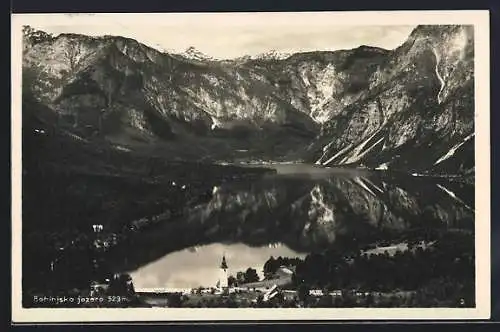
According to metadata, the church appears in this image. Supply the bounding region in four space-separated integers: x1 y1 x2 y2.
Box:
216 254 229 292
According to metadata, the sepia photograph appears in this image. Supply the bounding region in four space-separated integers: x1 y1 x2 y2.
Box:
11 11 490 322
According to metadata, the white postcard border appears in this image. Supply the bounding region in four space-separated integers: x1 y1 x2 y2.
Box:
11 10 491 323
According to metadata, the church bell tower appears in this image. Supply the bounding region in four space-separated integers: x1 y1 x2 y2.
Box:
218 254 229 289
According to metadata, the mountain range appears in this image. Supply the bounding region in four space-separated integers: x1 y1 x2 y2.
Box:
22 24 474 176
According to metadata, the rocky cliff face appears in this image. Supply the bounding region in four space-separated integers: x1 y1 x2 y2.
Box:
310 25 474 176
23 32 317 136
239 46 390 124
22 24 474 175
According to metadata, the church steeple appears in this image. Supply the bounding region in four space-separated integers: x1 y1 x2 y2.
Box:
217 253 229 290
220 255 228 270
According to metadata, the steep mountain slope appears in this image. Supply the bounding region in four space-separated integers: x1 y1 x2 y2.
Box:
239 46 390 123
22 25 474 174
22 31 317 137
310 25 474 176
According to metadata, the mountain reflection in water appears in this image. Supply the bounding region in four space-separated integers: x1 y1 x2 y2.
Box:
130 242 307 289
117 165 474 286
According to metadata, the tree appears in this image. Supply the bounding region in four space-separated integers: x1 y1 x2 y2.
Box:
225 294 238 308
22 66 40 96
22 25 34 37
167 293 183 307
269 292 285 308
297 284 310 306
317 295 334 307
340 290 356 307
108 273 135 296
236 271 246 285
228 275 237 287
167 57 178 83
244 268 259 283
263 256 276 276
365 292 375 307
22 25 53 50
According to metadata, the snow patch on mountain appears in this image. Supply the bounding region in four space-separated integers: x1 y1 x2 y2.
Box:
342 136 384 164
436 184 473 211
210 116 223 130
321 142 354 166
314 141 335 165
353 177 376 197
179 46 217 62
434 133 474 165
250 50 292 61
340 128 384 164
363 178 384 194
432 47 445 104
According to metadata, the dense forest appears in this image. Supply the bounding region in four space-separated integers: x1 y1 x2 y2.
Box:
256 231 474 307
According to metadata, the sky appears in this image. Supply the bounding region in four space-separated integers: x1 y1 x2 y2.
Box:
24 13 416 59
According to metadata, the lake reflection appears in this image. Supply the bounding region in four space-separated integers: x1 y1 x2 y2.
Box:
115 165 474 288
129 242 307 289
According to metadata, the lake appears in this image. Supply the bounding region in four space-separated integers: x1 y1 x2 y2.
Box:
130 242 307 289
125 164 474 290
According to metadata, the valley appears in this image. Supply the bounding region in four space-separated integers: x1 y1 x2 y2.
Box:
20 23 476 308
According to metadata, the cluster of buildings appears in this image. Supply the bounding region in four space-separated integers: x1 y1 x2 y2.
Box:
133 254 368 307
136 254 293 301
